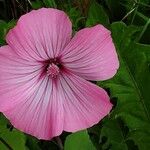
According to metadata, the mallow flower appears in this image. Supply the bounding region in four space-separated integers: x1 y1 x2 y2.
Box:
0 8 119 140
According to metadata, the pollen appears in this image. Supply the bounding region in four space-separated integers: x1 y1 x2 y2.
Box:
47 63 60 78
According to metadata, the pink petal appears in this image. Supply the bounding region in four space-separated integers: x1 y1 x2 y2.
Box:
60 25 119 81
0 45 43 111
3 78 64 140
6 8 72 61
0 46 64 139
59 71 112 132
0 46 112 139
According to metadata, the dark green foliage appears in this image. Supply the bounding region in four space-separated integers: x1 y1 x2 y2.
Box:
86 0 109 27
0 20 16 45
99 22 150 150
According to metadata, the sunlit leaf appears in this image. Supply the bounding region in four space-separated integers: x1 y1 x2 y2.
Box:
64 130 96 150
0 114 26 150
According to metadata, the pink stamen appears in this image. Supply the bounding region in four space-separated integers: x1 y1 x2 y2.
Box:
47 63 59 78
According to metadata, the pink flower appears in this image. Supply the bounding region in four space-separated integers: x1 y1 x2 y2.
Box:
0 8 119 140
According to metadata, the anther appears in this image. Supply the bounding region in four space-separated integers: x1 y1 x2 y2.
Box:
47 63 59 78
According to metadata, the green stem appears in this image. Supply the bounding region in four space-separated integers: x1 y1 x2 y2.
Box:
121 7 136 21
55 136 64 150
136 18 150 42
138 2 150 8
121 1 149 23
27 0 32 6
131 6 138 24
136 11 149 21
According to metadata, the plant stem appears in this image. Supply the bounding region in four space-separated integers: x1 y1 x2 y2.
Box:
131 6 138 24
136 18 150 42
138 2 150 8
121 6 136 21
136 11 149 21
55 136 64 150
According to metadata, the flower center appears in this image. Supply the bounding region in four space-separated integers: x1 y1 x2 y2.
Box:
47 63 60 78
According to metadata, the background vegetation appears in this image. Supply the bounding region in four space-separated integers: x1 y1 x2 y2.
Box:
0 0 150 149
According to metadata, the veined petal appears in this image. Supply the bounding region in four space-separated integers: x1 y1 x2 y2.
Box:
6 8 72 61
0 46 112 140
61 25 119 81
0 46 43 111
3 77 64 140
0 46 64 140
59 71 112 132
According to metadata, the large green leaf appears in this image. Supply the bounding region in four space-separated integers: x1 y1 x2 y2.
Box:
98 22 150 150
64 130 96 150
0 114 26 150
100 119 128 150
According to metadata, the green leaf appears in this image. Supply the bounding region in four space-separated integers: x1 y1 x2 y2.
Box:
0 20 16 45
43 0 57 8
86 0 109 27
31 0 43 9
0 114 26 150
98 22 150 150
100 119 128 150
111 22 150 119
26 136 41 150
64 130 96 150
65 7 83 31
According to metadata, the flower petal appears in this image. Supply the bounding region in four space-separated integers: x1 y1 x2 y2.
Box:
6 8 72 61
0 46 112 140
0 46 64 140
61 25 119 81
0 45 44 111
59 71 112 132
3 78 64 140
